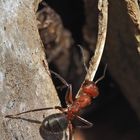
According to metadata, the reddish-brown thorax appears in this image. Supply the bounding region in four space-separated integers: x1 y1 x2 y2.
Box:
67 80 99 120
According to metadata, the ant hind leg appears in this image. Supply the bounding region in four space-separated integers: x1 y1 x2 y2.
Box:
5 106 65 118
68 121 73 140
75 115 93 129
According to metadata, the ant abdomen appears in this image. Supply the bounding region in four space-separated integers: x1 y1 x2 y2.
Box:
39 113 68 140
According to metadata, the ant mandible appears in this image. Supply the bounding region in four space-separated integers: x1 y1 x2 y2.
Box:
5 60 107 140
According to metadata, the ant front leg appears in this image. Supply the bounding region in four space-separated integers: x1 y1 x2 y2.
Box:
50 70 74 106
65 84 74 106
43 60 74 106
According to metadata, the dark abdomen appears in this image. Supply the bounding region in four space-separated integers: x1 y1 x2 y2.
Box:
40 113 68 140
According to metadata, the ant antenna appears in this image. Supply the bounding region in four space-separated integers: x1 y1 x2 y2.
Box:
77 45 88 72
95 64 107 84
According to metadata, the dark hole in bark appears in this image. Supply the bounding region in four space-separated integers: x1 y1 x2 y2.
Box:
44 0 85 43
37 1 140 140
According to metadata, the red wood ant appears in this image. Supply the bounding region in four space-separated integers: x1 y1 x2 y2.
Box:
5 60 107 140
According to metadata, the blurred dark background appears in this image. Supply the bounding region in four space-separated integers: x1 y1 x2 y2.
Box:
37 0 140 140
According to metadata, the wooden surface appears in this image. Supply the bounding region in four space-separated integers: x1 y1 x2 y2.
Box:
0 0 60 139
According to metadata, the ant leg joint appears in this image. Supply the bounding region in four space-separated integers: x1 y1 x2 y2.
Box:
55 106 66 113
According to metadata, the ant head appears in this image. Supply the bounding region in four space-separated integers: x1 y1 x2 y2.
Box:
82 80 99 98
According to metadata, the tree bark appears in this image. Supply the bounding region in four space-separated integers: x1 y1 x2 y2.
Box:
0 0 60 139
83 0 140 119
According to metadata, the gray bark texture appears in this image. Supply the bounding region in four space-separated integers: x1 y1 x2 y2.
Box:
0 0 60 140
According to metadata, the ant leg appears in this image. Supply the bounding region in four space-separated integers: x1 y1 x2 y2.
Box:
65 84 73 105
50 71 74 105
43 60 74 105
5 106 65 118
95 64 107 84
68 121 73 140
43 59 69 89
50 70 69 87
75 115 93 129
